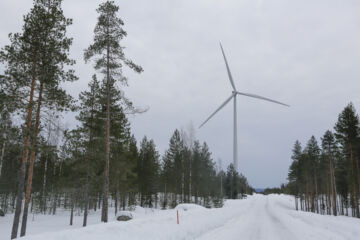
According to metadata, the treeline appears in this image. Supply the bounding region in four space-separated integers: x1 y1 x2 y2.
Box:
263 184 287 195
0 0 252 238
287 103 360 218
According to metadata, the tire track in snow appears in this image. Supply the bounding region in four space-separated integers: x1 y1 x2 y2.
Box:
195 194 296 240
198 195 299 240
195 196 260 240
264 197 298 240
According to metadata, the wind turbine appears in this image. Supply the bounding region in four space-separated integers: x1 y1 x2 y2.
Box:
199 43 289 171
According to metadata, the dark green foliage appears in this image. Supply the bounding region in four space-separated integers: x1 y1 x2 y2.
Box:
287 103 360 218
160 129 252 208
83 0 142 114
263 185 286 195
138 137 159 207
224 164 250 199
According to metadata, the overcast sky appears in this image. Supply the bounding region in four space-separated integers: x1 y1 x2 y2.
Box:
1 0 360 188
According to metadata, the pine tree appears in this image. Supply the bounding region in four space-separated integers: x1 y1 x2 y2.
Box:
287 103 360 218
20 0 76 235
0 0 75 237
321 130 338 216
304 136 321 213
334 103 360 217
84 0 142 222
2 7 41 239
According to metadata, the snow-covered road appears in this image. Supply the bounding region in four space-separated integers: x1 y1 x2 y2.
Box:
197 195 297 240
197 194 359 240
2 194 359 240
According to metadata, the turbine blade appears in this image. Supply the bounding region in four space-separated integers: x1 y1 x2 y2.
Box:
199 94 235 128
236 91 290 107
220 42 237 91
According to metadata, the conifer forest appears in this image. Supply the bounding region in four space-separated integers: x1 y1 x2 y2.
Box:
287 103 360 218
0 1 251 238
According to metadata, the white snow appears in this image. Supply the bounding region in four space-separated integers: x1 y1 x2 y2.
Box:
175 203 205 211
1 194 359 240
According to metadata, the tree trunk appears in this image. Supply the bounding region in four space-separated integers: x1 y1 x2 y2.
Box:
41 147 49 214
98 192 101 210
11 59 37 240
314 169 319 214
115 180 119 216
83 125 93 227
326 181 331 215
122 194 126 211
70 190 75 225
189 156 192 203
163 184 167 209
101 32 110 223
340 197 344 215
345 197 348 216
0 124 7 178
52 193 57 215
305 175 309 212
83 161 89 227
114 192 118 216
330 158 337 216
355 154 360 196
349 143 359 218
195 188 198 204
20 82 44 237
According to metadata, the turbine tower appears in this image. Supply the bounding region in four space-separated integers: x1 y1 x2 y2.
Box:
199 43 289 171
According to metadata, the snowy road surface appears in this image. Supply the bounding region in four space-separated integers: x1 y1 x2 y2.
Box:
2 194 359 240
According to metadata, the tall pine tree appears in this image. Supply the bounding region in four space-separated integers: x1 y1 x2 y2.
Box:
84 0 142 222
334 103 360 217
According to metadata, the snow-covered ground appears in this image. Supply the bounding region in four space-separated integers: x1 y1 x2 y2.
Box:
1 194 359 240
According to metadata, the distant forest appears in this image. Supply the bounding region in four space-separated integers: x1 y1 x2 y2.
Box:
0 0 252 239
286 103 360 218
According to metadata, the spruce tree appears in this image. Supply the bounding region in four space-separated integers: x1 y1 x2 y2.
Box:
77 75 101 227
288 140 302 210
225 164 238 199
138 137 160 207
162 130 183 206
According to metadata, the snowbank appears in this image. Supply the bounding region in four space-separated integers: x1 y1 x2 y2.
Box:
175 203 205 211
2 195 359 240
